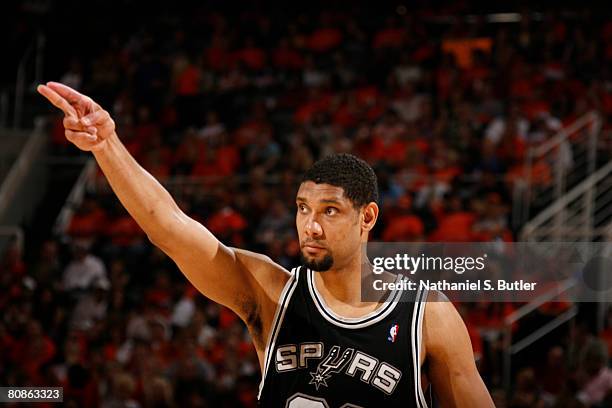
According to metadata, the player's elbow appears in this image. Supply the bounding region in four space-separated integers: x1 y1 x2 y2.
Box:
147 232 169 252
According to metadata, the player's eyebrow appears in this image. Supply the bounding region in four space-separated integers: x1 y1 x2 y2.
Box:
296 197 343 205
319 199 342 205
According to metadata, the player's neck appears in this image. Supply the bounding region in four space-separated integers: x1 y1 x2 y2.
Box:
314 258 370 308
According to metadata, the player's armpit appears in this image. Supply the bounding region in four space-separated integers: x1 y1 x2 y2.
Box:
230 248 293 342
422 296 495 408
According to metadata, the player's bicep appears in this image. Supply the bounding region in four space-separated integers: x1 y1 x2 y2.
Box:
153 212 272 317
424 300 494 407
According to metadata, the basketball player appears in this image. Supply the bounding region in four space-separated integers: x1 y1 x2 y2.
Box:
38 82 494 407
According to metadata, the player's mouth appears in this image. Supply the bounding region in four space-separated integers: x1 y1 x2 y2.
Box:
302 242 326 255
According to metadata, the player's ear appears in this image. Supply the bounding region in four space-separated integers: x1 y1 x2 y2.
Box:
361 202 378 232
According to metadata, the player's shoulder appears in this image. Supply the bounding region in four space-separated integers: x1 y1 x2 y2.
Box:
421 290 467 351
230 247 293 292
422 290 456 326
424 289 449 303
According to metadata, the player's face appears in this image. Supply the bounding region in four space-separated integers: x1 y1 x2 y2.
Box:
295 182 362 272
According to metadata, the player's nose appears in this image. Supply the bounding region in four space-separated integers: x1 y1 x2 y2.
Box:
305 216 323 237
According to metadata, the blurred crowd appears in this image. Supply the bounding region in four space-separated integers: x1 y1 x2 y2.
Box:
2 1 612 407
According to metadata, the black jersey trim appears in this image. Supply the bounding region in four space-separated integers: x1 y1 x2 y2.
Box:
306 268 404 329
257 266 301 400
411 285 429 408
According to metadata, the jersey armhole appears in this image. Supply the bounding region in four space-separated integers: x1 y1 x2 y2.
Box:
257 265 301 400
411 286 429 408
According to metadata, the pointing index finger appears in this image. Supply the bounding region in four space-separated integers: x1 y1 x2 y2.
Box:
37 84 77 117
46 81 93 107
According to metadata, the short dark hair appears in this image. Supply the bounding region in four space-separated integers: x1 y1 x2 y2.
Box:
301 153 378 208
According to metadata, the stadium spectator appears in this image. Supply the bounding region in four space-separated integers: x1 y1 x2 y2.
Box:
62 241 109 292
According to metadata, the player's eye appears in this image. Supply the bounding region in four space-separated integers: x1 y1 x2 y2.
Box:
297 204 307 213
325 207 338 216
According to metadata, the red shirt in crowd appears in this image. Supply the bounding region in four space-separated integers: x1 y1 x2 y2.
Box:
307 28 343 52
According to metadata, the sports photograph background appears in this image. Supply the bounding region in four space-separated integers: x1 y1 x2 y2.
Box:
1 0 611 407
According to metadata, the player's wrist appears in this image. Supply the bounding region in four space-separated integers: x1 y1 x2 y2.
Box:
91 131 119 154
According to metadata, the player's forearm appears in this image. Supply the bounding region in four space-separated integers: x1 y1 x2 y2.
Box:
92 132 183 246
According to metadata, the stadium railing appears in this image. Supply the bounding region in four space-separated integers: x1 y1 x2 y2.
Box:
0 124 47 255
512 111 602 230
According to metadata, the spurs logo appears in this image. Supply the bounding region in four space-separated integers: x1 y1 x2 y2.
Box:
309 346 354 390
275 342 403 394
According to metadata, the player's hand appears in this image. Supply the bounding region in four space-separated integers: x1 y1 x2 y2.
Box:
37 82 115 152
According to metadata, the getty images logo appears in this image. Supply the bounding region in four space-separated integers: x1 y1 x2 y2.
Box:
372 253 488 275
388 324 399 343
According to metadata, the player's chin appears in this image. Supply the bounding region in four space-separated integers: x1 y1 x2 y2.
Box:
300 252 334 272
301 253 317 264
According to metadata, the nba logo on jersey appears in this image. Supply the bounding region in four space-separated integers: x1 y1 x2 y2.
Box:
388 324 399 343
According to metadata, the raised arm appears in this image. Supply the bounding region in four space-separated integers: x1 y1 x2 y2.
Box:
37 82 289 327
423 295 495 407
